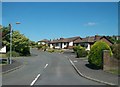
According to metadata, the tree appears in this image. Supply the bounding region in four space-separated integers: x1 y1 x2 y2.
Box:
2 27 11 51
111 44 120 60
2 26 30 56
12 31 30 56
29 40 37 48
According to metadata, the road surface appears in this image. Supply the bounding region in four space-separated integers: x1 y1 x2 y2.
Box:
2 48 105 85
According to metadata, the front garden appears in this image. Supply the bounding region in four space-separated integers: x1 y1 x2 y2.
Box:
73 41 120 75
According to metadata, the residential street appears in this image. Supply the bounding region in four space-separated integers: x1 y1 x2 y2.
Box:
2 48 104 85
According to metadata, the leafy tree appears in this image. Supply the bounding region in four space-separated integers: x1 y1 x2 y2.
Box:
2 27 11 51
88 41 112 69
111 44 120 60
29 40 37 48
2 26 30 56
12 31 30 56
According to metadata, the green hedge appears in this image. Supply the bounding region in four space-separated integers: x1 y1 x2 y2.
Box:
47 49 54 53
6 51 20 57
88 41 112 68
73 46 88 58
111 44 120 60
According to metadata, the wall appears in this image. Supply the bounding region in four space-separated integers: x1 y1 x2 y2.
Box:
50 44 53 48
55 43 61 49
62 43 68 49
0 46 6 53
85 43 90 51
69 41 73 46
38 42 46 45
103 50 119 71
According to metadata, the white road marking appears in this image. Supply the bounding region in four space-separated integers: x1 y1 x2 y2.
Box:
30 64 49 86
73 60 77 62
30 74 41 86
44 64 48 69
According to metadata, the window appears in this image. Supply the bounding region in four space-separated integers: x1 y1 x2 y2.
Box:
56 43 59 46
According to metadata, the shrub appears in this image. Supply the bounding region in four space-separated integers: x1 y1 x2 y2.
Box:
73 46 80 53
88 41 112 69
73 46 88 58
6 51 20 57
22 47 30 56
55 49 64 53
77 47 88 57
111 44 120 60
37 45 42 50
47 49 54 53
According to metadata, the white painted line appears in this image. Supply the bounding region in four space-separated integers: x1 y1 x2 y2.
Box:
44 64 48 69
30 74 41 86
73 60 77 62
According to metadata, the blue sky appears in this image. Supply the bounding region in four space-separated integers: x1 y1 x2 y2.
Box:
2 2 118 42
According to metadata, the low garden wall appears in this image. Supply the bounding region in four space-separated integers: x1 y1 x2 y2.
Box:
103 50 119 71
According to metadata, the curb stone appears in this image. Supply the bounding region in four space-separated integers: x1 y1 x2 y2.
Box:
2 64 23 75
68 59 117 86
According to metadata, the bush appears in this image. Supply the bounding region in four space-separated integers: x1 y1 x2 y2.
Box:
88 41 112 69
55 49 64 53
73 46 81 53
22 47 30 56
37 45 42 50
47 49 54 53
77 47 88 57
73 46 88 58
111 44 120 60
6 51 20 57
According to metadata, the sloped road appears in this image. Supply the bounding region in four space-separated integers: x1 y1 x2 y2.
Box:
2 49 104 85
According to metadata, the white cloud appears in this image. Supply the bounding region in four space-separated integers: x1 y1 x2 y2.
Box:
84 22 97 26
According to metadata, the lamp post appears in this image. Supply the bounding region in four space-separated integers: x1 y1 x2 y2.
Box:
9 22 20 64
9 24 12 64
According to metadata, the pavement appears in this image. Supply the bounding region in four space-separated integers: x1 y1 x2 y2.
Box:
63 51 119 86
2 60 23 74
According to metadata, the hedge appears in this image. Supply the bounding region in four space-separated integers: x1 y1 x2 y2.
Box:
6 51 20 57
88 41 112 68
73 46 88 58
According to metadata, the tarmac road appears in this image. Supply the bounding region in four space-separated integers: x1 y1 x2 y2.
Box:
2 48 104 85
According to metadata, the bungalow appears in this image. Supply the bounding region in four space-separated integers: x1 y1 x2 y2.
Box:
74 35 114 51
38 39 50 45
49 36 81 49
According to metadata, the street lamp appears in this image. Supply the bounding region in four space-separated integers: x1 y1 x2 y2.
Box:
9 22 20 64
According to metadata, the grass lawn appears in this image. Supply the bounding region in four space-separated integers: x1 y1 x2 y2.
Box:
0 54 7 58
107 69 120 75
47 49 64 53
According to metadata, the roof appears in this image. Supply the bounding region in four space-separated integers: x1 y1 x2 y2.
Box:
50 36 81 43
38 39 50 42
73 38 82 43
74 35 113 44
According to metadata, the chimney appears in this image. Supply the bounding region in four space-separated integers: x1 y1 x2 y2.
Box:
60 38 64 40
95 35 99 40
